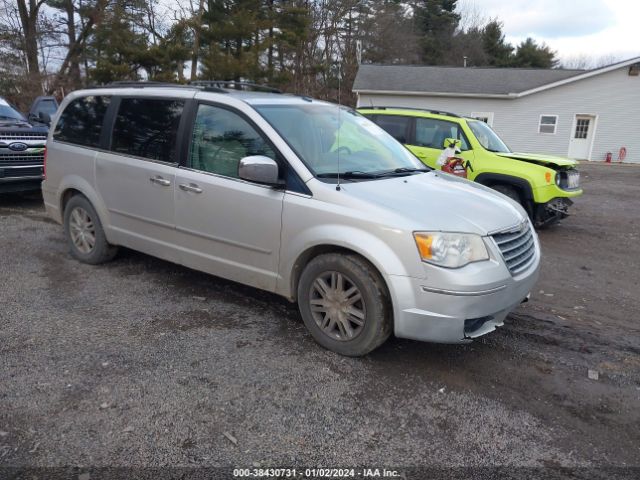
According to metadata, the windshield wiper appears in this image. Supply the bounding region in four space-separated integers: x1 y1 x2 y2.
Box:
391 167 431 173
317 168 430 179
372 167 431 178
316 171 382 179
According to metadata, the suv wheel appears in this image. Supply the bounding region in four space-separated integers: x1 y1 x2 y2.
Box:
64 195 117 264
297 253 392 356
491 184 521 204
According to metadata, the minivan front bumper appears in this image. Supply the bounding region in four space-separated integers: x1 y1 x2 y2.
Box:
388 255 540 343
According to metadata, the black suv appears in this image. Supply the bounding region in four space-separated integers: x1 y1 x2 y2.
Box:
0 96 56 193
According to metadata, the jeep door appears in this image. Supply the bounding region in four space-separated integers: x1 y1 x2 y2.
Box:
174 102 284 292
95 97 186 259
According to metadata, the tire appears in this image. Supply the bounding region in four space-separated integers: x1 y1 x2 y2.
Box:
63 194 118 264
491 184 522 204
297 253 392 356
490 184 539 224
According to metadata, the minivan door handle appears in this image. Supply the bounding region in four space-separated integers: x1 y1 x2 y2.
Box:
179 183 203 194
150 176 171 187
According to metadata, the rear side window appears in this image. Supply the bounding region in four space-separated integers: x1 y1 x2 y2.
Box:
371 115 411 144
53 96 110 148
414 117 470 151
111 98 184 163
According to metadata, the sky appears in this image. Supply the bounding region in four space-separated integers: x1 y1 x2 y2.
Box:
459 0 640 66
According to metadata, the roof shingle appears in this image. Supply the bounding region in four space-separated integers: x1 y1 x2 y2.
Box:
353 64 585 96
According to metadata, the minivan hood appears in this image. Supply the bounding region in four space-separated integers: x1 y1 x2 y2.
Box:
496 152 577 168
340 172 526 236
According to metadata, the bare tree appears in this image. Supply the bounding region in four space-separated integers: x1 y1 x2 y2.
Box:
16 0 48 79
562 54 592 69
595 53 620 68
456 0 489 33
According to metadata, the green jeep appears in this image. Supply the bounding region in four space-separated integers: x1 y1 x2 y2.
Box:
358 107 582 227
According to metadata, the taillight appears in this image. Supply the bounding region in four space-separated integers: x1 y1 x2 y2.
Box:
43 147 47 180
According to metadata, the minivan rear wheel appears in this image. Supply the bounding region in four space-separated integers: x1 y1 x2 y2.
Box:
297 253 392 356
63 195 117 264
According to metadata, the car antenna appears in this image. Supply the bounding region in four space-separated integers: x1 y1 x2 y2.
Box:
336 63 342 192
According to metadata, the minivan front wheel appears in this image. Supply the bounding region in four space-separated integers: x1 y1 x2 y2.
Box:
64 195 117 264
297 254 391 356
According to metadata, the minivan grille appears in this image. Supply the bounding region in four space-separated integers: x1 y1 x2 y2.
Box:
492 222 536 275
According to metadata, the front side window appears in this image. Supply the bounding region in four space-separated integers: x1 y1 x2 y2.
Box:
415 117 470 150
255 104 423 177
53 96 110 147
467 120 511 153
111 98 184 163
190 104 276 178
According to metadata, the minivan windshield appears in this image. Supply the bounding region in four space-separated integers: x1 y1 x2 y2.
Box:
467 120 511 153
255 104 425 178
0 99 26 122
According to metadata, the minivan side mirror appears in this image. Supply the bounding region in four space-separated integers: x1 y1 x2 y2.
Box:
443 137 461 149
238 156 282 187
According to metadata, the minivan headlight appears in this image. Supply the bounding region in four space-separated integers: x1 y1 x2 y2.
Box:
414 232 489 268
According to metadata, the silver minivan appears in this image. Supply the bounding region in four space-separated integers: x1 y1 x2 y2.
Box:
42 84 540 356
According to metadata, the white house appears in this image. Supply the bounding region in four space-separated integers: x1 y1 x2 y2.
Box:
353 57 640 163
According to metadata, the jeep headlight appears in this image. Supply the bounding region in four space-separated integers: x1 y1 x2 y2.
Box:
414 232 489 268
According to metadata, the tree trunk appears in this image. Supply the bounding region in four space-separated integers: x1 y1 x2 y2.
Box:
53 0 109 90
64 0 81 87
190 0 205 80
267 0 274 76
16 0 41 78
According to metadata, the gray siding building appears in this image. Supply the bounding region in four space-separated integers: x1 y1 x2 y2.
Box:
354 58 640 163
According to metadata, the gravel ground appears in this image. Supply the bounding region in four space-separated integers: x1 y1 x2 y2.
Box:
1 162 639 478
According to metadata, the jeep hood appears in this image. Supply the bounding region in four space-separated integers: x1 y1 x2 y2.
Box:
340 172 526 236
496 152 577 168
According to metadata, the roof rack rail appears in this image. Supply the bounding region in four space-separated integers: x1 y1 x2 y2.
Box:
359 106 460 118
90 81 228 93
190 80 281 93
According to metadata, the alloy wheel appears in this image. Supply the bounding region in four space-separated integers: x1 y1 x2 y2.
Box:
309 271 366 341
69 207 96 254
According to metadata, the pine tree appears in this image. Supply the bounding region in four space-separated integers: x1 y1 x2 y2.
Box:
482 20 513 67
87 0 149 84
512 37 558 69
414 0 460 65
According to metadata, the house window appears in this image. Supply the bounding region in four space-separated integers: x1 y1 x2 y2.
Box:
471 112 494 126
539 115 558 134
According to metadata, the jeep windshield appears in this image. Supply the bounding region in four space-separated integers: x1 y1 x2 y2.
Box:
467 120 511 153
255 104 426 179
